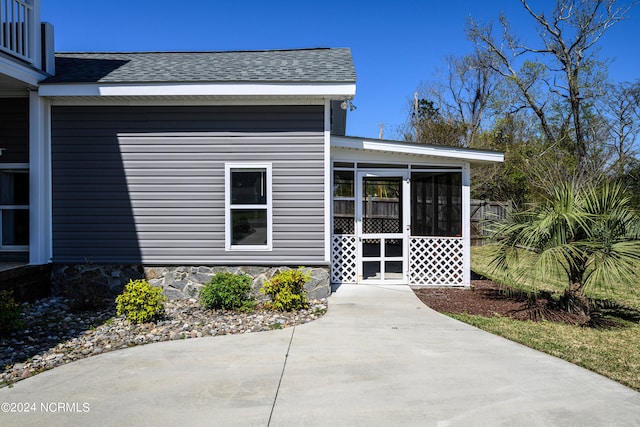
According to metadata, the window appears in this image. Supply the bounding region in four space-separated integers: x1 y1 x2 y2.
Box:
411 172 461 237
0 169 29 251
225 164 272 250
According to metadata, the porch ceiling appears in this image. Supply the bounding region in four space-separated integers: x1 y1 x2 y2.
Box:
330 135 504 166
0 72 34 96
0 54 46 90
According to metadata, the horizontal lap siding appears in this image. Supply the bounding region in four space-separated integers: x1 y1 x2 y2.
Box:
51 105 326 264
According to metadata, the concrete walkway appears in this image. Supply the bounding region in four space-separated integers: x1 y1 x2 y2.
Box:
1 285 639 426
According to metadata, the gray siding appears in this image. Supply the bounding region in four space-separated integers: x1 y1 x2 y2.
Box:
51 105 326 264
0 98 29 164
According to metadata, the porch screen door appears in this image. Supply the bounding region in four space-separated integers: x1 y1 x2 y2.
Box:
356 171 409 284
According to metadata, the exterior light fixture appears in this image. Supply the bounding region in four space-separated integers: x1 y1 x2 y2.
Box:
340 100 357 112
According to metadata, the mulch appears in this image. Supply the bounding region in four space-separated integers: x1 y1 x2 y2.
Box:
413 280 590 325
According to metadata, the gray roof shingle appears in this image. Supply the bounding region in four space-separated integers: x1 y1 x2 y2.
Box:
43 48 356 84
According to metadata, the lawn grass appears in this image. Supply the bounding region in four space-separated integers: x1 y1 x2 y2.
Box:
450 313 640 392
472 245 640 309
465 245 640 392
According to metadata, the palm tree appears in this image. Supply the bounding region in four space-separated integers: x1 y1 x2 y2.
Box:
490 181 640 316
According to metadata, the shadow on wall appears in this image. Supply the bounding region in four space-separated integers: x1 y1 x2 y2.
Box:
51 107 142 265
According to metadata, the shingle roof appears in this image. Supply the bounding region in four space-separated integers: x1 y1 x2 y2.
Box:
43 48 356 84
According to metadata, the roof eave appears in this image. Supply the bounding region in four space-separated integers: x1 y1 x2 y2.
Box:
38 81 357 98
331 136 504 165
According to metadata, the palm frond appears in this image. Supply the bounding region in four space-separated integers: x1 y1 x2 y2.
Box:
489 179 640 302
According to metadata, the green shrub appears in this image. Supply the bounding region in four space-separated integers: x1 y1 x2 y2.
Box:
115 279 166 324
0 291 23 336
199 272 255 311
261 268 310 312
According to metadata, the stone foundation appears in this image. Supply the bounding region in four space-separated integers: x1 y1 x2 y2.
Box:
51 264 330 301
0 264 52 303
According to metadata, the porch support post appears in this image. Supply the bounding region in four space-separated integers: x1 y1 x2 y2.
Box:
28 90 51 265
462 162 471 286
323 99 332 263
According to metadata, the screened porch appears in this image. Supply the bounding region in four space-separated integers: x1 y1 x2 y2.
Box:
329 136 503 287
331 162 466 286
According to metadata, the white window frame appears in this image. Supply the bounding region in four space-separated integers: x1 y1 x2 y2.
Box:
0 165 30 252
225 163 273 251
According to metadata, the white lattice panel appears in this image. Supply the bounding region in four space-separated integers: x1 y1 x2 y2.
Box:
331 235 357 284
409 237 464 286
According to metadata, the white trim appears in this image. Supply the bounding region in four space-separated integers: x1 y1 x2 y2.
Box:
224 163 273 252
355 170 410 285
324 100 332 263
462 162 471 286
0 55 46 87
39 82 357 98
331 136 504 165
333 148 468 168
48 97 330 106
31 0 42 70
0 163 30 169
330 160 472 287
28 91 52 264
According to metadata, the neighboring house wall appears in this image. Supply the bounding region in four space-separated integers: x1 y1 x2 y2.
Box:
51 105 326 265
0 98 29 163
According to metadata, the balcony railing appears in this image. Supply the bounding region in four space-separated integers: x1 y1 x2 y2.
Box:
0 0 34 63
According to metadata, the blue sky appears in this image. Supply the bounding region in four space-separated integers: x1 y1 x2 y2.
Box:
42 1 640 139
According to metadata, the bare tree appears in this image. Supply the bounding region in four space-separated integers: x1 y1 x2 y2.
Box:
467 0 635 181
600 81 640 177
409 50 498 147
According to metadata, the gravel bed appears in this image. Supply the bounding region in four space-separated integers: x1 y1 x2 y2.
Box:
1 296 328 387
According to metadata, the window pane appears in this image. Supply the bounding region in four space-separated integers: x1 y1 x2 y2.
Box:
385 239 403 257
0 171 29 205
231 170 266 205
333 162 354 168
2 209 29 246
333 170 354 197
385 261 403 278
362 239 381 257
231 209 267 246
362 261 380 280
362 177 401 234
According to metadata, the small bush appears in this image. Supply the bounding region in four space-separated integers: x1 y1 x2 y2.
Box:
115 279 166 324
0 291 23 336
261 268 310 312
199 272 255 311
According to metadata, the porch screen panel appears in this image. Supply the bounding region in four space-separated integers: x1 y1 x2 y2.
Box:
331 169 356 284
411 172 461 237
333 170 354 234
362 177 402 234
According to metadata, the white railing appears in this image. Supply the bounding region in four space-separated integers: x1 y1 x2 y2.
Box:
0 0 34 63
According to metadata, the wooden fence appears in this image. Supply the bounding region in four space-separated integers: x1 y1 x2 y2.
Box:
470 200 511 246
